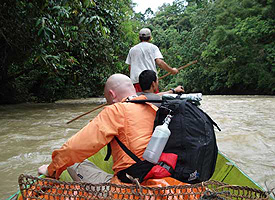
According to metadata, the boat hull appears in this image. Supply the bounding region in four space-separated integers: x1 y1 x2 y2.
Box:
7 150 274 200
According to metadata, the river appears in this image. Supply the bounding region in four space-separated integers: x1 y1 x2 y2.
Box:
0 95 274 199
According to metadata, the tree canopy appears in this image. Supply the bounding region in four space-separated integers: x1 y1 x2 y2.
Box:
0 0 274 104
147 0 275 94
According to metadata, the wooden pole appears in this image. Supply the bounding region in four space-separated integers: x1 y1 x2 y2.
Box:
66 103 106 124
158 60 197 80
66 60 197 124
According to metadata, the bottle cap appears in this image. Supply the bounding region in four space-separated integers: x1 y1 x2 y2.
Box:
164 114 172 124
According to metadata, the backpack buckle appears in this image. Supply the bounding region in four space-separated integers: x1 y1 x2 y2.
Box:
157 161 174 174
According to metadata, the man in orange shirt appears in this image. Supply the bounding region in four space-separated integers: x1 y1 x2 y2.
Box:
38 74 158 183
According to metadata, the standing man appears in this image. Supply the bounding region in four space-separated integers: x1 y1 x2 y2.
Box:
126 28 178 92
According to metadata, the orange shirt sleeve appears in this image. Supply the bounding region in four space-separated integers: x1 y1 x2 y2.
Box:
48 104 125 179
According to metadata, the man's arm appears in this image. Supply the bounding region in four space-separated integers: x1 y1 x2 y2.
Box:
39 106 123 179
128 65 131 72
155 58 178 74
157 85 184 96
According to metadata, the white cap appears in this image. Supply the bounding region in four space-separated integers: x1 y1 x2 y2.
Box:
139 28 151 37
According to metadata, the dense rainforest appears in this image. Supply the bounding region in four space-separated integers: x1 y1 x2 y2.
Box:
0 0 274 104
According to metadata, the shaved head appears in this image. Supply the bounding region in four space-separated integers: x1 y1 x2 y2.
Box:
104 74 136 104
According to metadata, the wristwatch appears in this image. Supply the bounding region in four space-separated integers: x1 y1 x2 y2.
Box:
170 88 176 94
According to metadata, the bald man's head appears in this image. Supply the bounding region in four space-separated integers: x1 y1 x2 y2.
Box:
104 74 136 104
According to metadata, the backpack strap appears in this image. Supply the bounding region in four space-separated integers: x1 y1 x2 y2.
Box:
113 137 175 175
126 99 164 104
196 106 221 131
104 137 142 163
104 143 112 161
104 99 163 161
114 137 141 163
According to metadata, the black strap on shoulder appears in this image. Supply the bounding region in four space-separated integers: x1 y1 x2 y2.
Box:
104 143 112 161
104 137 142 163
125 99 164 104
114 137 141 163
104 100 163 162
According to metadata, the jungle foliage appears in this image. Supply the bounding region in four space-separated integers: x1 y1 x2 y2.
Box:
0 0 139 103
0 0 274 104
147 0 275 95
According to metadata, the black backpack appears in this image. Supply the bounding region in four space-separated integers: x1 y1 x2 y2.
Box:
154 99 220 183
105 97 220 184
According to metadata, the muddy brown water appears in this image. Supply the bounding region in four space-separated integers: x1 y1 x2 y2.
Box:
1 95 274 199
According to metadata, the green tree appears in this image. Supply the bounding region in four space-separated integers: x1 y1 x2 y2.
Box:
146 0 275 94
0 0 136 103
201 0 275 94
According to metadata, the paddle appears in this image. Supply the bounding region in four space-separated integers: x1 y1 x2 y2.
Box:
66 60 197 124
